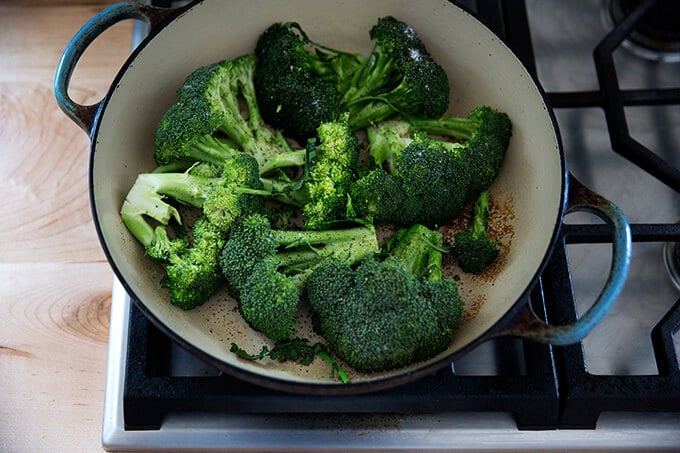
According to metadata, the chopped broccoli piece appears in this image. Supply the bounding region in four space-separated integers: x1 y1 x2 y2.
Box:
350 106 511 226
341 16 449 130
254 22 361 142
219 213 379 340
254 17 448 136
305 224 463 372
268 113 361 230
154 54 306 176
120 154 267 309
452 190 499 273
408 105 512 198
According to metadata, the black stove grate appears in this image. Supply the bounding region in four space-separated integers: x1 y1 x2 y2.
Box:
122 0 680 432
124 298 560 430
539 0 680 429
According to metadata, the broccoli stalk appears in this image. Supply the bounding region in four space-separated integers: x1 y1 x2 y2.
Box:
120 154 267 309
452 190 499 273
154 53 306 176
350 105 512 226
306 224 463 372
220 213 379 341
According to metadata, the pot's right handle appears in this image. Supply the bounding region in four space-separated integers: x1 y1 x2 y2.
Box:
54 2 178 134
498 174 632 345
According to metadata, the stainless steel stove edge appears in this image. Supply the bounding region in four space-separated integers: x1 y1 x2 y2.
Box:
102 278 680 452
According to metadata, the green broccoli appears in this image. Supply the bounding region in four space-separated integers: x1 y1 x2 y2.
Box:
254 22 362 142
263 113 361 230
219 213 379 341
254 17 448 137
305 224 463 372
341 16 450 130
408 105 512 198
452 190 499 273
120 154 267 309
154 53 306 176
230 338 349 383
350 106 512 226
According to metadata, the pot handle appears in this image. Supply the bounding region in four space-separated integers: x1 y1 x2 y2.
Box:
54 2 178 134
497 174 632 345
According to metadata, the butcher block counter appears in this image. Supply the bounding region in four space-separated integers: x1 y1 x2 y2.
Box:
1 1 133 451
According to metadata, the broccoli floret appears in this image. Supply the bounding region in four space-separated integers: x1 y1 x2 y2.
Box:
120 154 267 309
161 217 225 309
269 113 361 230
253 17 448 137
452 190 499 273
154 53 306 176
254 114 361 230
254 22 362 142
350 106 511 226
305 224 463 372
408 105 512 198
341 16 449 130
347 166 407 225
219 213 379 341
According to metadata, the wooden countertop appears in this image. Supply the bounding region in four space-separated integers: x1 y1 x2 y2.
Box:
1 2 133 451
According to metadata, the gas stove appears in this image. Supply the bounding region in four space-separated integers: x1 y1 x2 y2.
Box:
102 0 680 450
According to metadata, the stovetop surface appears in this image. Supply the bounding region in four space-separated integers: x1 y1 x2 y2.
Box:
103 0 680 450
103 279 680 452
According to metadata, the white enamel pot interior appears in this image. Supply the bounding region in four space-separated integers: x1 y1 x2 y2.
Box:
55 0 630 394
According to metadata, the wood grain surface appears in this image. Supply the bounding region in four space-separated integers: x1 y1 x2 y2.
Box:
1 2 133 451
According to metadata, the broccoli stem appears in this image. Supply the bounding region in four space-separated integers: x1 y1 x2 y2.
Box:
426 241 444 283
316 349 350 383
120 174 188 248
407 115 476 140
387 224 445 281
258 149 307 175
272 226 379 275
366 120 413 173
187 135 241 165
347 98 398 131
470 190 491 238
342 49 394 104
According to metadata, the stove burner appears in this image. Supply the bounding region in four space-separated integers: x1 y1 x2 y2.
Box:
664 239 680 291
609 0 680 61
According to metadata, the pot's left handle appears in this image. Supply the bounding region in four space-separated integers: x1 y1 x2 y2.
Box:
496 174 632 345
54 2 178 134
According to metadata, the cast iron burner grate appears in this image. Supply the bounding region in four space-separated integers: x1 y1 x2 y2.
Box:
124 295 559 430
534 0 680 429
122 0 680 432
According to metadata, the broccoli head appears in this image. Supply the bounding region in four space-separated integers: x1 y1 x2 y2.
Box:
452 190 499 273
305 224 463 372
154 53 306 176
341 16 450 130
408 105 512 199
350 106 511 226
120 154 267 309
219 213 379 340
254 22 361 142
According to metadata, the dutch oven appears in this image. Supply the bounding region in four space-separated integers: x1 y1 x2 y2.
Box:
54 0 632 394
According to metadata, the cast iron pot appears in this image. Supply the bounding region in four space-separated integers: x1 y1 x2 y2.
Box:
55 0 632 394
